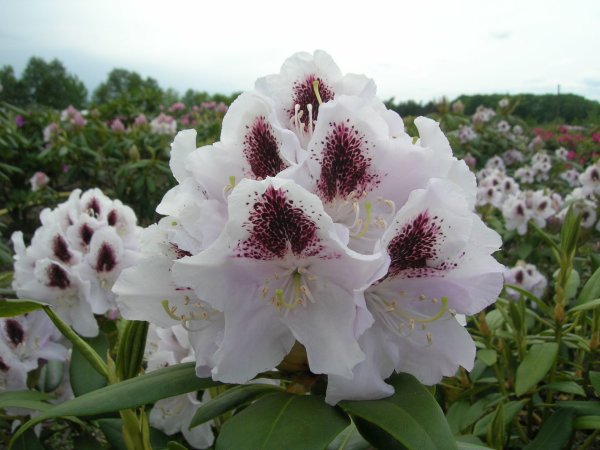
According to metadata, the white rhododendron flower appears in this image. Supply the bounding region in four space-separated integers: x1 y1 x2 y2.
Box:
0 311 68 392
504 262 547 300
114 50 504 403
12 189 142 337
579 161 600 196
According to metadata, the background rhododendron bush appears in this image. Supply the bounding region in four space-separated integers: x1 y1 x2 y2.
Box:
0 52 599 450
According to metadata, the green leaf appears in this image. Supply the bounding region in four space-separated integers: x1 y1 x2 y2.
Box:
523 409 574 450
484 309 504 330
477 349 498 367
0 390 53 412
0 299 47 317
590 371 600 393
574 266 600 307
215 392 349 450
9 362 219 447
327 422 371 450
555 401 600 416
11 429 45 450
167 442 189 450
574 416 600 429
540 381 585 397
568 298 600 313
97 419 127 450
190 383 283 428
37 360 65 392
473 401 523 436
515 343 559 396
446 401 470 434
341 373 457 450
70 334 109 396
455 435 493 450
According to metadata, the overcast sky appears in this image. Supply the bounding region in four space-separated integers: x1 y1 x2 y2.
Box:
2 0 599 102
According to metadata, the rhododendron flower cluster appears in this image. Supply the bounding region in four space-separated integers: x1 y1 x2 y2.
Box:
12 188 142 336
504 261 547 300
114 50 504 403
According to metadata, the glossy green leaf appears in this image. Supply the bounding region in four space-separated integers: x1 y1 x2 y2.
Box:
446 400 470 434
477 349 497 367
327 422 371 450
574 266 600 307
12 429 45 450
97 419 127 450
473 401 523 436
515 343 559 396
215 392 349 450
574 416 600 429
523 409 574 450
0 390 53 412
0 299 47 317
9 362 219 447
70 334 110 396
167 442 189 450
555 401 600 415
541 381 585 397
455 435 493 450
590 371 600 393
568 298 600 313
190 383 283 428
341 373 457 450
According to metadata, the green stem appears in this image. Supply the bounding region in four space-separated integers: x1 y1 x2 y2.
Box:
577 429 600 450
42 306 108 379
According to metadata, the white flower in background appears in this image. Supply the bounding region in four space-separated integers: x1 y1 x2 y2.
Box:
0 311 68 392
485 156 506 172
458 125 478 143
498 98 510 109
555 147 569 161
451 101 465 114
146 324 214 449
532 151 552 181
42 123 59 143
497 120 510 133
60 105 86 127
150 113 177 135
528 135 544 151
515 166 535 184
504 262 547 300
512 125 523 135
115 50 503 404
560 168 581 187
502 149 523 166
472 106 496 125
579 161 600 196
29 172 50 191
502 192 531 235
529 190 554 228
12 189 141 337
558 188 598 228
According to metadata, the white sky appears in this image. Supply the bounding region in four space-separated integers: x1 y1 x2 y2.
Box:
1 0 599 102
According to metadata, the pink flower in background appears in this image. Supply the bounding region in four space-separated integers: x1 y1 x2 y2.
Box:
215 102 228 113
201 101 217 110
15 115 26 128
43 123 60 143
61 105 87 127
110 118 126 132
150 113 177 135
29 171 50 191
169 102 186 112
592 132 600 144
134 114 148 127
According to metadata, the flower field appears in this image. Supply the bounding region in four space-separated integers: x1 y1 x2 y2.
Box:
0 52 599 450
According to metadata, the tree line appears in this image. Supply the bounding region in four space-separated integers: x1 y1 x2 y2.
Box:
1 56 599 124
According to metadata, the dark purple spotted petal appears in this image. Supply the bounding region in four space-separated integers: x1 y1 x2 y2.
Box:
95 242 117 272
236 185 323 260
385 211 455 279
107 209 118 226
288 74 334 128
170 243 192 260
0 357 9 372
53 234 72 263
5 319 25 346
243 116 288 179
80 224 94 246
47 263 70 289
315 120 379 202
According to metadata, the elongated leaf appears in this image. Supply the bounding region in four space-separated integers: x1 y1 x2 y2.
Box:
327 422 371 450
523 409 574 450
341 373 457 450
9 362 219 447
574 416 600 429
70 334 110 396
167 442 189 450
540 381 585 397
477 349 497 367
12 429 45 450
215 392 349 450
574 266 600 306
0 299 47 317
590 371 600 393
97 419 127 450
515 343 559 396
568 298 600 313
455 435 493 450
555 401 600 415
37 360 65 392
0 390 53 412
190 383 283 428
446 401 470 434
473 401 523 436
